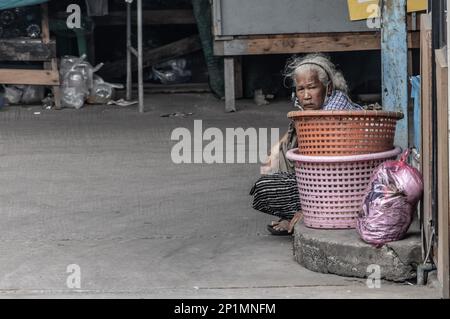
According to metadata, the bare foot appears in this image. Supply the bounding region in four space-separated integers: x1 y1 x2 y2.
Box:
272 220 290 232
288 211 304 233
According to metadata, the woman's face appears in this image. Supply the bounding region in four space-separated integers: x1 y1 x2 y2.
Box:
295 70 328 110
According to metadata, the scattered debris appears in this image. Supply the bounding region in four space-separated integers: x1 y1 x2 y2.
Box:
22 85 45 104
363 102 383 110
148 58 192 85
87 75 124 104
2 84 45 105
107 99 138 107
42 95 54 110
60 54 122 109
254 89 270 106
160 112 194 118
60 55 94 109
3 85 22 104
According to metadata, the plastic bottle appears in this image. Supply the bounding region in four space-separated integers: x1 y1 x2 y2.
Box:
0 10 16 26
26 24 41 38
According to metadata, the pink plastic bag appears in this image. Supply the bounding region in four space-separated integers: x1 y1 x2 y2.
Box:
357 149 424 246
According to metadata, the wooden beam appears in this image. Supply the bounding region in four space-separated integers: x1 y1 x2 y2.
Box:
0 69 59 85
381 0 408 151
54 10 196 26
435 46 450 299
129 82 211 94
0 39 56 61
234 56 243 99
214 32 419 56
224 57 236 112
420 13 434 264
42 2 61 108
100 35 202 79
41 3 50 44
407 12 421 31
44 59 61 109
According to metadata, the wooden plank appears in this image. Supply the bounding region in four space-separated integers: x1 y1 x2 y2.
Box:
0 69 59 85
234 56 243 99
213 40 225 56
215 32 419 56
420 13 434 265
45 60 61 109
224 57 236 112
42 2 61 107
408 48 414 148
0 3 60 97
407 12 421 31
129 82 211 94
100 35 202 79
55 10 196 26
212 0 223 36
52 83 62 109
435 47 450 299
0 39 56 61
381 0 408 151
41 3 50 44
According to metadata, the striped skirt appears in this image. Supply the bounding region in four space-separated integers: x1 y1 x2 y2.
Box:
250 172 301 220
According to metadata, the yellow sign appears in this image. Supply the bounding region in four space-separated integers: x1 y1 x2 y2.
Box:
347 0 379 21
347 0 428 21
407 0 427 12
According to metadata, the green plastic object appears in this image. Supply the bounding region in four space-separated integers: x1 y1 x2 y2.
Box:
191 0 224 98
0 0 49 10
49 17 94 57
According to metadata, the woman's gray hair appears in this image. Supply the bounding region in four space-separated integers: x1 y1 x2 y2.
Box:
285 53 349 94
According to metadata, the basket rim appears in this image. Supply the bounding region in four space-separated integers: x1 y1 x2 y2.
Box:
287 110 404 119
286 146 402 163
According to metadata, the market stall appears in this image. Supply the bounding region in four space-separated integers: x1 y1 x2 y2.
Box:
0 0 145 112
0 1 61 108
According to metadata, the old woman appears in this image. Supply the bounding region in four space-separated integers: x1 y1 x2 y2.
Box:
250 53 363 235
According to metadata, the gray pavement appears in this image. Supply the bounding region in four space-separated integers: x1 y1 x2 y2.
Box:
0 94 440 298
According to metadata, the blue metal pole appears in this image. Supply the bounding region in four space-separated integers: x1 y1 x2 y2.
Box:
381 0 408 150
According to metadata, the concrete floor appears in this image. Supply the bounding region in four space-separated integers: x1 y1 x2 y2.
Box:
0 94 441 298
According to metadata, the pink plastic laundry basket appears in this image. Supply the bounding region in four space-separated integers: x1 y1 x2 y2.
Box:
286 147 402 229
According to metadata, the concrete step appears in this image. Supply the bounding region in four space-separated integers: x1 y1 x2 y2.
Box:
293 220 422 282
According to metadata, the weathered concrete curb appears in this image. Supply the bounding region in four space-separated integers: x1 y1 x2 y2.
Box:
293 222 422 282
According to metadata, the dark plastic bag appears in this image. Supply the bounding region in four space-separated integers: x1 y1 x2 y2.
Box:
357 149 424 246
